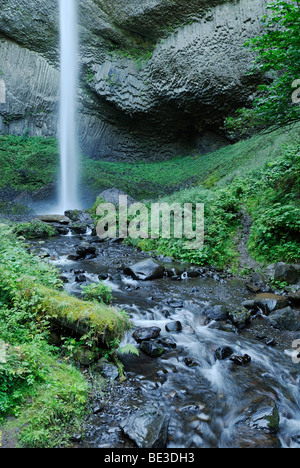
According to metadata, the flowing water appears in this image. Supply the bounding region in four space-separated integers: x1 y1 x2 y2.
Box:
31 230 300 449
58 0 80 212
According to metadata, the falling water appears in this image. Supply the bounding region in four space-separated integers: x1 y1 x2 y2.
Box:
58 0 80 212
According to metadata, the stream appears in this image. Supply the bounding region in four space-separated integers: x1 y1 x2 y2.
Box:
30 228 300 449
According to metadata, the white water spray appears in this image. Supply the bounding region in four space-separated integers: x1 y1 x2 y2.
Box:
58 0 80 212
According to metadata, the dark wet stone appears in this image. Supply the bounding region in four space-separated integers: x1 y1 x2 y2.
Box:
230 354 252 366
228 308 251 329
93 404 105 414
157 336 177 349
288 291 300 306
133 327 161 343
39 214 71 224
76 242 96 258
274 263 299 285
214 346 234 361
249 397 280 434
265 338 277 347
184 357 199 368
75 274 86 283
204 304 228 322
120 405 169 448
253 293 289 314
71 224 88 235
124 258 165 281
70 434 82 443
165 321 182 333
100 363 120 381
140 340 165 358
267 306 300 331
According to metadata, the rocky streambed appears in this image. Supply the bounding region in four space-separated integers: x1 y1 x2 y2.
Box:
23 212 300 449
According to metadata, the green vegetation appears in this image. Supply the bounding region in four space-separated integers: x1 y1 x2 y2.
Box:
0 134 58 193
0 225 131 447
226 0 300 136
13 220 56 239
124 143 300 269
82 122 300 199
82 282 113 305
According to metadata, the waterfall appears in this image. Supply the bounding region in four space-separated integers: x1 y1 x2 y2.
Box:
58 0 80 212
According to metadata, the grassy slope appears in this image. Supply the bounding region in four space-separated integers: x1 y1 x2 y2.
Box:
0 225 130 447
0 122 299 201
82 122 300 199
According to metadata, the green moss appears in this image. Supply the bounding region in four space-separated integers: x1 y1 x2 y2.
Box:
13 220 57 239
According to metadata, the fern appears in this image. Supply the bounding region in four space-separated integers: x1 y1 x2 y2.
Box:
118 344 139 356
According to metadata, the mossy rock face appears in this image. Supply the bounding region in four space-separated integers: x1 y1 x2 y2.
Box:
228 308 251 330
0 0 272 161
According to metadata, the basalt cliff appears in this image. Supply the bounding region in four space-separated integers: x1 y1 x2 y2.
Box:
0 0 269 160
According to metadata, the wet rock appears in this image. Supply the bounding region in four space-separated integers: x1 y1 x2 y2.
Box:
71 224 89 235
228 308 251 329
120 405 169 448
99 188 136 206
133 327 161 343
288 291 300 307
208 321 238 334
140 340 165 358
76 242 96 258
75 274 86 283
267 307 300 331
249 397 280 434
65 209 93 224
38 214 71 225
184 357 199 368
230 354 251 366
165 321 182 333
124 258 165 281
97 362 119 381
203 304 228 322
157 336 177 349
93 404 105 414
253 293 290 314
214 346 234 361
55 225 70 235
274 263 299 285
246 272 268 293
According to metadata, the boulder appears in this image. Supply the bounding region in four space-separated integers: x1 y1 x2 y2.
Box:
267 307 300 331
165 321 182 333
99 188 136 206
274 263 299 285
124 258 165 281
120 405 169 448
252 293 290 315
76 242 96 258
140 340 165 358
132 327 161 343
249 397 280 434
230 354 252 366
215 346 234 361
228 308 251 329
38 214 71 225
203 304 228 322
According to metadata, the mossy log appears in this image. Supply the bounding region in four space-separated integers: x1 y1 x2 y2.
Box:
16 277 131 347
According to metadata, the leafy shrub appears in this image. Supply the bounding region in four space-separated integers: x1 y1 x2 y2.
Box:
81 282 113 305
13 220 56 239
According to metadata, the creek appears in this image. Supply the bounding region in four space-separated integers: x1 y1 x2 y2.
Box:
30 229 300 449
